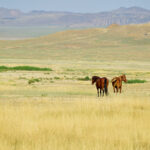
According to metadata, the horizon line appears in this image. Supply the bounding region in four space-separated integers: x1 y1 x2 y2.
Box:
0 6 149 14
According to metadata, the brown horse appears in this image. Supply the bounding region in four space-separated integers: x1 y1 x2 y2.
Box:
111 74 127 93
92 76 109 97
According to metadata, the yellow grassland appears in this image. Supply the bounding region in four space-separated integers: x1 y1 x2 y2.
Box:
0 23 150 150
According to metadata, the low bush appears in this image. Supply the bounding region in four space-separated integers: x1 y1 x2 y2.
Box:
28 78 41 84
0 66 52 71
77 76 90 81
54 77 60 80
126 79 147 84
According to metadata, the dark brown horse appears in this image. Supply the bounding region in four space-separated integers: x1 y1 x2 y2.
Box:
111 74 127 93
92 76 109 97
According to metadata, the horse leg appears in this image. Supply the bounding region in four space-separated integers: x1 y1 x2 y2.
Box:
103 89 104 96
116 87 119 93
113 87 115 93
97 88 99 97
100 89 102 96
120 87 122 93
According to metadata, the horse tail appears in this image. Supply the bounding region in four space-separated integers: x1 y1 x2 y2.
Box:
104 78 108 96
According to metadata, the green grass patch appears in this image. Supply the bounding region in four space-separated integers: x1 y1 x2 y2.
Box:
77 76 91 81
54 77 60 80
126 79 147 84
0 66 52 71
28 78 42 84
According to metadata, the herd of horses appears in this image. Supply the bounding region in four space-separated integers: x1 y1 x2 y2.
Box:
92 74 127 97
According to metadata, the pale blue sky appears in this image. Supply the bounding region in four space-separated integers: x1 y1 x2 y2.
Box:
0 0 150 12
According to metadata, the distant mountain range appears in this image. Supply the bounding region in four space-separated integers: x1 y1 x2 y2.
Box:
0 7 150 27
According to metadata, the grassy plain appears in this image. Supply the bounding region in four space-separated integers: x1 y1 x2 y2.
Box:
0 24 150 150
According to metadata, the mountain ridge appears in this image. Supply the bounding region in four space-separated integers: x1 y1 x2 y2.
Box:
0 7 150 27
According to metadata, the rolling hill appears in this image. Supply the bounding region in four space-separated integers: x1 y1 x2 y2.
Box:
0 23 150 62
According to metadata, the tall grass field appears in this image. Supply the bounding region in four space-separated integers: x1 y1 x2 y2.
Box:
0 98 150 150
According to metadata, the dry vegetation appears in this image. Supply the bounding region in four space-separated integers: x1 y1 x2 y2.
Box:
0 98 150 150
0 60 150 150
0 23 150 150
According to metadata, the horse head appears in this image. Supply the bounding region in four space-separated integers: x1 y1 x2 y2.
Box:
92 76 100 85
121 74 127 83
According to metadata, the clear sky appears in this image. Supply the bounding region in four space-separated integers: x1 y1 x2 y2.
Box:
0 0 150 12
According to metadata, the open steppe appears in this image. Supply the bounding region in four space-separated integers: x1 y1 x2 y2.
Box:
0 23 150 150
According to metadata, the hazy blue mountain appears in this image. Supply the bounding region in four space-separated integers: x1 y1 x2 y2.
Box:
0 7 150 27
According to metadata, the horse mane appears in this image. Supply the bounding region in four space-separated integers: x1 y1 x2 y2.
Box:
92 76 100 79
92 76 100 85
111 75 126 83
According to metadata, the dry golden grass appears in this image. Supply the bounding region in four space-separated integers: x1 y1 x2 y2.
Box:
0 97 150 150
0 60 149 150
0 65 150 150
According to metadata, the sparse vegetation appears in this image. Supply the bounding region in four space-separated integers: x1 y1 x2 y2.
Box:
126 79 147 84
28 78 41 84
77 76 90 81
54 77 60 80
19 77 27 80
0 66 52 71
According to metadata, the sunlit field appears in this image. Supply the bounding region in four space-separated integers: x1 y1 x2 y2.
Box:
0 59 150 150
0 24 150 150
0 97 150 150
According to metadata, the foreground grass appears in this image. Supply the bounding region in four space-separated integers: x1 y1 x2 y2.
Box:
0 98 150 150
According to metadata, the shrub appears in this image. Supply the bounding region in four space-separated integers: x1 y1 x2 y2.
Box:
126 79 147 84
77 76 90 81
0 66 8 70
54 77 60 80
28 78 41 84
0 66 52 71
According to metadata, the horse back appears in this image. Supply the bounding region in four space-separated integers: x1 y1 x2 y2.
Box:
112 77 122 87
